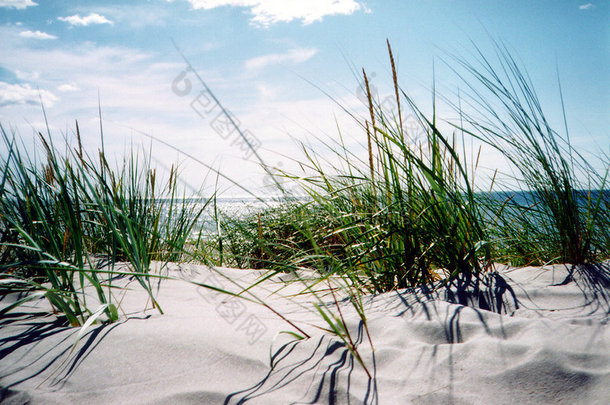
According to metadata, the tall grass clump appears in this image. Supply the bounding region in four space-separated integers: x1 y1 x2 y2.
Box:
220 43 492 294
219 40 609 291
450 42 609 265
0 122 205 325
299 77 491 291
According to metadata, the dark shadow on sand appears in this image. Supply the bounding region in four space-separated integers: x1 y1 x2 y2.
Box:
0 295 123 399
566 262 610 316
225 320 378 405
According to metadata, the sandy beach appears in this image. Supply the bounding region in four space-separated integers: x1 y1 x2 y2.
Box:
1 262 608 404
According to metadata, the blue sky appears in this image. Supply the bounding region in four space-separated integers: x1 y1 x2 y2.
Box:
0 0 608 196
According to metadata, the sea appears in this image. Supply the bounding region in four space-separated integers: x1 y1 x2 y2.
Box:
172 190 609 239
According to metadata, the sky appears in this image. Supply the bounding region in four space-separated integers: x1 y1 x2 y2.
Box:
0 0 608 197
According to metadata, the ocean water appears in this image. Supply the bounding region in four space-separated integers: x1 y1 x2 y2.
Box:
170 190 609 239
484 190 610 207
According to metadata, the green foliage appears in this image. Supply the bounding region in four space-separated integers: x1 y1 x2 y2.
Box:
220 72 491 293
217 41 609 294
451 40 609 264
0 122 206 325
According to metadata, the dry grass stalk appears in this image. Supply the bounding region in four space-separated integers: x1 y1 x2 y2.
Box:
386 39 403 137
363 69 377 141
366 121 375 182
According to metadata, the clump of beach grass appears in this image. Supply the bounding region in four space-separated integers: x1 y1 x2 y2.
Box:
222 43 493 295
220 40 609 287
0 120 206 325
448 40 609 265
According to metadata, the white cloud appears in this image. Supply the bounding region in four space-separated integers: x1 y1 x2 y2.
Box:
58 13 113 26
0 25 354 195
91 5 170 29
57 83 80 92
257 83 276 99
245 48 318 70
579 3 594 10
0 0 37 9
19 30 57 40
0 82 58 107
185 0 362 26
15 70 40 81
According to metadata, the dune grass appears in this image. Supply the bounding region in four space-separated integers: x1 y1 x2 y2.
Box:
218 45 492 294
449 41 609 265
0 120 205 325
219 42 608 286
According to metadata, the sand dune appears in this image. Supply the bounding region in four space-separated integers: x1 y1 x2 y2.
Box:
1 263 608 404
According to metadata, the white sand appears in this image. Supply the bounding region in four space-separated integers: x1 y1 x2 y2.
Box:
1 263 608 404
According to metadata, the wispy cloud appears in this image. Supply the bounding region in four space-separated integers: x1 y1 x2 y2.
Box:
0 36 190 130
0 0 37 9
89 5 171 29
185 0 363 27
579 3 595 10
58 13 113 26
15 69 40 81
57 83 80 92
0 82 58 107
19 30 57 40
245 48 318 70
